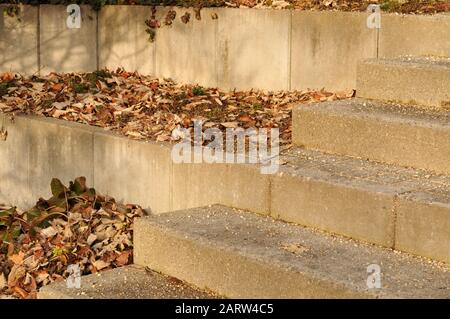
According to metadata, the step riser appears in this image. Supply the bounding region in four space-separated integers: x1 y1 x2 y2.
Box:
396 199 450 263
357 60 450 108
271 173 450 264
271 174 396 248
134 220 369 298
292 106 450 175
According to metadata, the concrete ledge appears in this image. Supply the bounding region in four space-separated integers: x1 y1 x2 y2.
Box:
0 114 33 208
26 115 95 202
0 114 269 215
293 98 450 175
357 57 450 109
134 205 450 298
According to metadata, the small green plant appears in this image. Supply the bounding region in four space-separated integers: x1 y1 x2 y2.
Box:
85 69 111 85
0 80 15 97
52 246 68 257
73 82 90 94
252 104 263 111
41 98 55 109
0 206 22 249
3 4 21 22
192 85 205 96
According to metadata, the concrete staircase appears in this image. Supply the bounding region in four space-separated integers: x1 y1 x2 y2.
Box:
38 56 450 298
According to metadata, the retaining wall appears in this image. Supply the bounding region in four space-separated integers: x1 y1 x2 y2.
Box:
0 113 271 215
1 5 449 91
2 114 449 264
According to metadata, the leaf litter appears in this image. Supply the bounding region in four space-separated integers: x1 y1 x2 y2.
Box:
0 70 353 298
0 70 352 298
0 177 146 299
0 69 353 148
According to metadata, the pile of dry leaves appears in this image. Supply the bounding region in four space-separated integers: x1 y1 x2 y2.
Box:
0 70 352 147
6 0 449 14
0 177 146 299
252 0 450 14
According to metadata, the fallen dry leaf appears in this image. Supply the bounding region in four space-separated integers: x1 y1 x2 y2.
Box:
0 177 146 299
8 252 25 265
0 69 352 149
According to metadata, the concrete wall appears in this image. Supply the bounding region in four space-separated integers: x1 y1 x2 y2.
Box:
1 5 449 90
0 114 95 208
0 5 39 75
0 113 269 215
2 114 449 263
40 5 98 74
291 11 377 91
379 13 450 58
216 8 291 91
99 5 155 75
154 7 219 88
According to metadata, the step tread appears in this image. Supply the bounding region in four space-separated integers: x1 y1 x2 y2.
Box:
363 56 450 69
280 147 450 204
139 205 450 298
295 98 450 126
38 265 215 299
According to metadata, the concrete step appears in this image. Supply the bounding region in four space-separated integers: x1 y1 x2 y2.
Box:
292 98 450 174
274 148 450 263
134 205 450 298
356 56 450 109
38 265 216 299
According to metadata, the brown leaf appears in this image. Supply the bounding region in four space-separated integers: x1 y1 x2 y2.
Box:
238 114 253 122
12 286 29 299
115 251 131 267
51 83 63 92
1 72 13 81
93 260 110 271
9 252 25 265
221 121 238 128
181 12 190 24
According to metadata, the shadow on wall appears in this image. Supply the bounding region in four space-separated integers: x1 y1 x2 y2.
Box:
3 6 449 93
39 5 97 74
0 4 39 75
0 5 380 91
99 5 155 76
